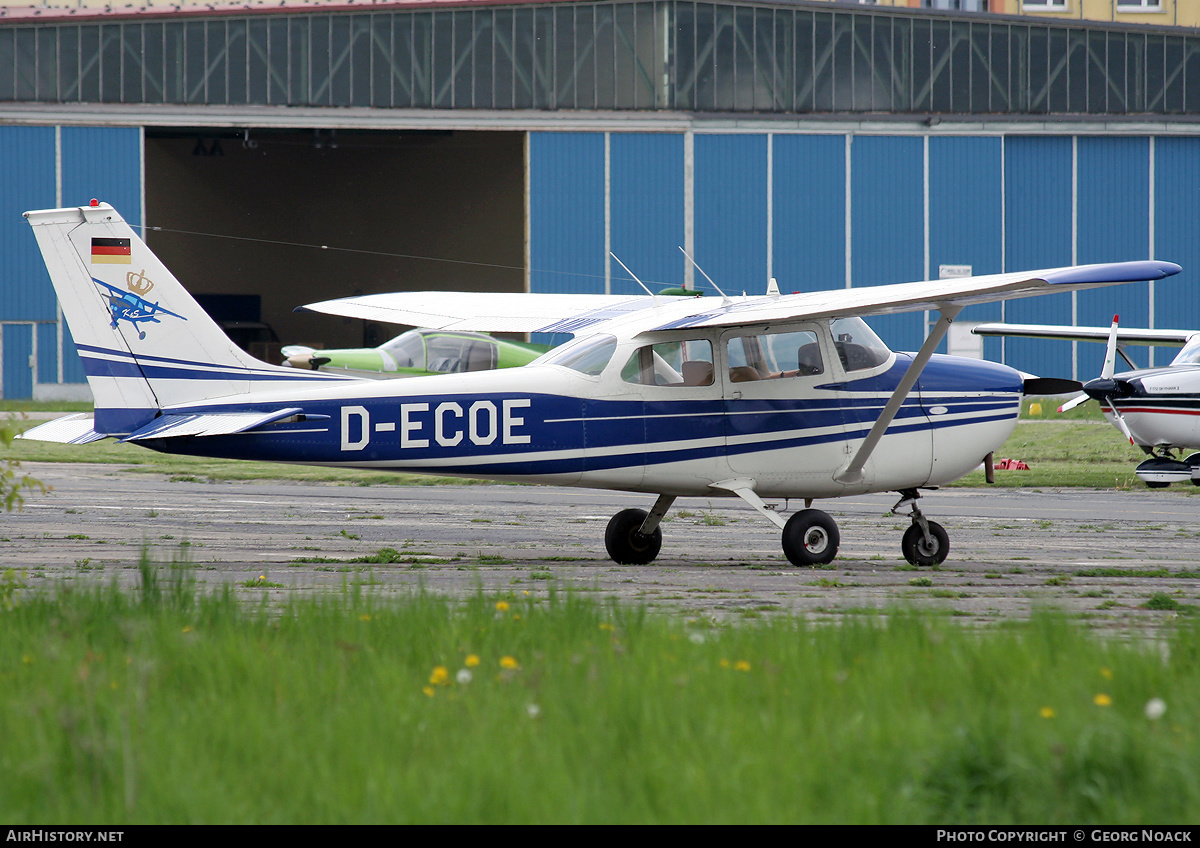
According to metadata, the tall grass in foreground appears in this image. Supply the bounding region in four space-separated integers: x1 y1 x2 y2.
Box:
1 565 1198 823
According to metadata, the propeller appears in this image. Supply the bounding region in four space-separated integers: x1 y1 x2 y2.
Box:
1060 315 1137 444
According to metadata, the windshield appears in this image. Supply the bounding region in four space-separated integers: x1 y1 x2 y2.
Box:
538 334 618 376
379 332 425 369
1171 336 1200 366
829 317 892 372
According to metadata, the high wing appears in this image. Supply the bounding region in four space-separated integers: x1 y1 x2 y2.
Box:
972 322 1196 347
300 261 1181 335
298 291 659 335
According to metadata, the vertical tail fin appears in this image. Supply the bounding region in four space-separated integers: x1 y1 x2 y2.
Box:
25 202 329 435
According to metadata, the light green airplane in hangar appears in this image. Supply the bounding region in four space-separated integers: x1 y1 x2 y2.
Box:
281 327 552 379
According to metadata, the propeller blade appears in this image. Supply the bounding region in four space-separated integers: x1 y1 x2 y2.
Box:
1057 393 1090 413
1109 404 1136 446
1101 314 1120 381
1023 377 1082 396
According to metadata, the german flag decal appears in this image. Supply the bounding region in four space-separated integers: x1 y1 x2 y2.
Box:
91 237 131 264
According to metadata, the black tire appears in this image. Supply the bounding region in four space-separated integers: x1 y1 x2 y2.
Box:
781 509 840 566
901 521 949 566
1145 480 1171 489
604 508 662 565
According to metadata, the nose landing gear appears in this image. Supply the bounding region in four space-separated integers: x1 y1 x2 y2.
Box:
893 489 949 566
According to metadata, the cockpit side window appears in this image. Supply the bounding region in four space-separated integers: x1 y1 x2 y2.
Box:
540 334 618 377
725 329 824 382
622 339 714 387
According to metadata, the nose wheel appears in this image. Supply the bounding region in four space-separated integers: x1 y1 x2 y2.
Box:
893 490 949 566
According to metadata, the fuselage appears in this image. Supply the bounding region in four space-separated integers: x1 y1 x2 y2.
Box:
1094 364 1200 450
145 319 1024 499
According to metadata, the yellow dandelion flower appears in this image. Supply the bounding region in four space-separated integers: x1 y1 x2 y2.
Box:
599 622 615 631
465 654 481 667
495 601 510 612
1100 667 1113 680
734 660 751 672
422 686 436 698
500 655 519 669
719 658 731 669
1094 693 1113 707
429 666 450 686
181 626 191 633
1040 706 1056 719
359 614 372 622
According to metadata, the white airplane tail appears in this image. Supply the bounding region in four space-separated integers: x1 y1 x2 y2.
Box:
25 202 308 435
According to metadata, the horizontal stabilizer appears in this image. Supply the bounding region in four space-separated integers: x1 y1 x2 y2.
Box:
121 408 303 442
17 414 108 445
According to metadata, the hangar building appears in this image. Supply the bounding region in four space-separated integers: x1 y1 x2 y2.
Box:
1 0 1199 398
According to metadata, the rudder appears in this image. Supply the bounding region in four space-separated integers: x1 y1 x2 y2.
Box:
26 202 282 434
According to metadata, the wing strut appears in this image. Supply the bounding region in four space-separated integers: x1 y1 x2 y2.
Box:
835 305 963 485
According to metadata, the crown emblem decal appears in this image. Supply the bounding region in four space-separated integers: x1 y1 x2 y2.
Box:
126 269 154 296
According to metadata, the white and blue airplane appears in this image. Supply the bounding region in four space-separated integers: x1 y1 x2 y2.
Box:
973 317 1200 487
19 201 1182 566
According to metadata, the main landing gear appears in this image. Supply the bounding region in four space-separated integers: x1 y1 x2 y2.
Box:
1134 451 1200 489
602 488 950 567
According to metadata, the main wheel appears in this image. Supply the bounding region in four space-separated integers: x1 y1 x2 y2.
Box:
604 508 663 565
781 509 840 566
1185 453 1200 486
901 521 949 566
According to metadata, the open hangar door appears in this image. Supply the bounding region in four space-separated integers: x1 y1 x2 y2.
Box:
144 129 525 361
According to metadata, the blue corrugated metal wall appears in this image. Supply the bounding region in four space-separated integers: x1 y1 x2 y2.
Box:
528 132 605 297
529 129 1200 382
2 324 32 399
772 134 845 295
850 135 925 352
610 133 685 293
1155 138 1200 367
0 125 140 397
929 136 1004 362
694 135 769 296
1077 137 1151 343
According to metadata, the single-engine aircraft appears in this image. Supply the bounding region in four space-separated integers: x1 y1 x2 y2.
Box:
19 202 1181 566
973 317 1200 487
281 328 550 379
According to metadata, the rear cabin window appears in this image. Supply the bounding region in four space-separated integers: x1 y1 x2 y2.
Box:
621 339 714 387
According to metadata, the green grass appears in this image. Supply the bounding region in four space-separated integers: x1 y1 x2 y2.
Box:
2 561 1199 824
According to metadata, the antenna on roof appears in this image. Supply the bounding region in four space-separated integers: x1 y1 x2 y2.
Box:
678 247 732 306
610 253 657 299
